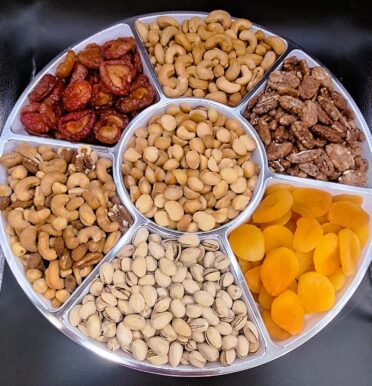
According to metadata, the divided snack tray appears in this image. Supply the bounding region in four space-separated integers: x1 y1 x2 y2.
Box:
1 11 371 376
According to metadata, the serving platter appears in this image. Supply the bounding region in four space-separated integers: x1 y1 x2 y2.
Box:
0 11 371 377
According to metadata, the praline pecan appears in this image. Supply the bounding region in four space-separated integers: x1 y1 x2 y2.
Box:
252 91 279 114
291 121 314 149
310 124 344 143
325 143 355 172
267 141 293 161
298 74 320 99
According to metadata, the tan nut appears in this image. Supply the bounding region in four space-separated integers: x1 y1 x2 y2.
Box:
163 76 189 97
38 231 57 261
165 45 186 64
79 203 96 226
39 158 67 174
45 260 64 290
216 77 241 94
7 209 30 231
66 173 90 189
78 226 105 244
96 207 119 233
205 10 232 28
50 194 79 221
205 34 233 53
40 172 66 196
63 226 79 249
14 176 40 201
19 226 38 252
96 158 113 184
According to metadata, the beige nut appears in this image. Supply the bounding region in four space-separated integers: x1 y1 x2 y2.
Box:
14 176 40 201
38 231 57 261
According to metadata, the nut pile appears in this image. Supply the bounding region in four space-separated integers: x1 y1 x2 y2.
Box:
122 103 259 231
243 56 369 186
20 36 156 145
70 230 259 367
0 143 132 307
136 10 286 105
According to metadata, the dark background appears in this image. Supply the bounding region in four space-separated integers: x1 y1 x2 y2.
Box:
0 1 372 385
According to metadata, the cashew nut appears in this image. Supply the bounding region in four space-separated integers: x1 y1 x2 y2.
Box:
237 55 256 70
192 43 206 64
231 18 253 34
157 15 179 28
236 65 253 85
225 58 241 81
154 43 165 64
135 20 148 43
197 25 218 41
38 231 57 261
77 226 105 243
245 53 262 65
165 44 186 64
247 66 265 90
39 158 67 174
66 172 90 189
79 203 96 226
204 49 229 67
96 207 119 233
50 194 79 221
51 216 68 231
20 226 38 252
264 36 286 55
232 39 247 57
188 16 205 33
206 91 228 104
82 190 100 210
261 51 276 71
239 30 258 54
158 63 177 88
14 176 40 201
189 76 209 90
96 158 113 184
216 76 241 93
24 208 51 224
205 34 233 53
7 209 30 231
103 230 121 254
175 54 193 76
205 10 232 28
63 226 79 249
160 26 180 46
196 60 214 80
40 223 62 237
163 75 189 97
10 165 28 180
45 261 64 289
88 181 107 208
66 196 84 211
175 33 192 51
40 172 66 196
185 32 201 44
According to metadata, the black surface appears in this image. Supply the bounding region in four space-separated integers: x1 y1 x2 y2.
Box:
0 1 372 385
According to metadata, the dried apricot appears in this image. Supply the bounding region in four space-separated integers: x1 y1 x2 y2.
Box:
271 290 304 335
316 215 328 224
292 217 323 253
229 224 265 262
333 194 363 205
239 259 252 273
328 268 346 292
321 222 343 234
258 286 274 310
261 309 290 341
244 265 261 294
263 225 294 253
339 228 360 276
354 224 370 247
328 201 369 231
292 188 332 218
297 271 335 312
252 189 293 223
261 247 299 296
313 233 340 276
286 212 301 234
265 183 295 196
288 280 298 292
295 251 314 279
262 211 292 227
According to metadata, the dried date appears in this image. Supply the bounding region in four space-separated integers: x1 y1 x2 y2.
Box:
28 74 57 102
101 37 136 59
77 43 102 69
62 80 92 111
70 63 89 83
100 59 136 96
56 50 76 79
57 110 96 141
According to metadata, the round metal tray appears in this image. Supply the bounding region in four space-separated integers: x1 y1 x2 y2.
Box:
1 11 371 377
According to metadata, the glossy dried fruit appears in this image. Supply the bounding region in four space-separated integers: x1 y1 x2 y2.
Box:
297 271 335 313
271 290 304 335
261 247 299 296
62 80 92 111
244 266 261 294
20 108 50 135
77 43 102 69
258 285 274 310
100 59 136 96
292 188 332 218
57 110 96 141
70 63 89 83
328 201 369 231
263 225 293 253
328 268 346 292
262 309 290 341
94 109 128 144
28 74 57 102
45 79 65 104
252 189 293 223
354 224 369 247
91 83 115 108
265 184 295 196
229 224 265 262
39 100 60 128
101 37 136 59
292 217 323 253
332 194 363 205
131 49 143 74
321 222 343 235
56 49 76 78
338 228 360 276
313 233 340 276
239 259 252 274
263 211 292 227
295 251 314 279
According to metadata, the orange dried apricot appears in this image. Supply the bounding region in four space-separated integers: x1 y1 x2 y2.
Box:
333 194 363 205
316 215 328 224
263 225 294 253
252 189 293 223
262 309 290 341
265 183 295 196
297 271 335 313
296 251 314 278
271 290 305 335
229 224 265 262
292 188 332 218
286 212 301 234
258 285 274 310
328 201 369 231
328 268 346 292
321 222 343 234
354 224 370 248
339 228 361 276
244 266 261 294
239 259 252 274
313 233 340 276
288 280 298 292
261 247 299 296
262 211 292 227
292 217 323 253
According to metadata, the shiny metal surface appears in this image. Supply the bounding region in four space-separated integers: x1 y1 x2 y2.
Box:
0 11 371 377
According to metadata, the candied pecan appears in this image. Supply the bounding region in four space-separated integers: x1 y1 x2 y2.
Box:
77 43 102 69
268 71 300 90
0 197 10 210
311 66 333 90
298 74 320 100
57 109 96 141
267 141 293 161
279 95 304 114
94 109 129 145
347 142 363 157
346 127 365 143
325 143 355 172
298 162 321 177
246 95 259 111
20 103 50 135
71 220 85 230
28 74 57 102
256 117 271 145
310 124 344 143
312 138 327 147
286 165 308 178
299 100 318 128
268 119 278 131
313 150 335 177
276 86 299 97
100 59 136 96
269 160 285 173
299 59 310 76
56 49 76 79
317 96 341 121
252 91 279 114
248 112 259 126
315 103 333 125
286 149 322 164
339 170 367 187
131 49 143 74
101 37 136 59
330 90 348 110
291 121 314 149
272 126 286 141
282 57 298 72
117 79 156 113
331 120 347 134
354 156 369 172
70 63 89 83
62 80 92 111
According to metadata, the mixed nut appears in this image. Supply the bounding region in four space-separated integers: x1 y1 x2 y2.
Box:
0 143 132 307
122 103 259 231
136 10 286 105
69 230 259 367
243 56 369 186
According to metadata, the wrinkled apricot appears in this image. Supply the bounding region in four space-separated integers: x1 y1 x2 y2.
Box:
339 228 360 276
296 251 314 279
252 189 293 223
271 290 305 335
313 233 340 276
262 309 290 341
354 224 370 248
298 272 335 312
293 217 323 253
333 194 363 205
263 225 294 253
229 224 265 262
328 201 369 231
258 285 274 310
321 222 343 234
244 266 261 294
265 183 295 195
261 247 299 296
328 268 346 292
292 188 332 218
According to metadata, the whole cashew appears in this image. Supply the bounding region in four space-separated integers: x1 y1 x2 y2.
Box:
264 36 286 55
245 53 263 65
185 32 201 44
236 65 253 85
205 34 233 53
157 15 179 28
189 77 209 90
39 158 67 174
163 76 189 97
213 64 224 78
96 158 113 184
231 18 253 34
237 56 256 70
40 223 62 237
175 33 192 51
63 226 79 249
232 39 247 56
66 196 84 211
78 226 105 243
7 209 30 232
205 10 232 29
225 59 241 81
239 30 258 54
79 203 96 226
206 91 228 104
40 172 66 196
96 207 119 233
158 63 177 88
66 172 90 189
224 29 237 40
188 16 205 33
24 208 51 224
204 48 229 67
175 54 193 76
88 181 107 208
207 23 225 34
192 43 206 64
135 20 148 43
14 176 40 201
165 44 186 64
38 231 57 261
82 190 100 210
154 43 165 64
45 261 64 289
261 51 276 71
197 25 218 41
160 26 180 46
196 60 214 80
103 230 121 254
19 226 38 252
247 66 265 90
50 194 79 221
216 76 241 93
